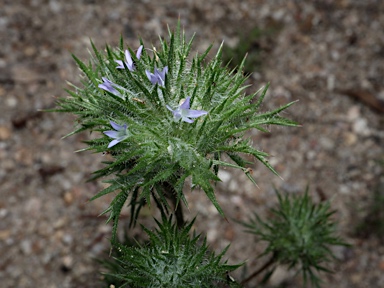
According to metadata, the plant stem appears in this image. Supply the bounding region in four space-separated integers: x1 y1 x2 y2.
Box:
240 256 275 286
163 182 185 228
173 199 184 228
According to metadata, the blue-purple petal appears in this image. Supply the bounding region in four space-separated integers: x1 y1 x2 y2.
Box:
124 50 133 66
145 70 152 80
98 83 108 90
166 96 208 124
104 121 129 148
157 67 167 85
101 77 111 83
185 109 208 118
99 78 122 96
136 45 143 59
146 67 168 87
107 139 120 148
115 49 136 71
174 110 182 119
110 121 124 131
160 66 168 79
146 70 158 85
182 117 194 123
115 60 125 69
116 136 128 142
99 84 117 95
180 97 191 110
103 130 119 139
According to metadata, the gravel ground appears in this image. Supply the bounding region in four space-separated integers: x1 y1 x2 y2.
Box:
1 1 384 287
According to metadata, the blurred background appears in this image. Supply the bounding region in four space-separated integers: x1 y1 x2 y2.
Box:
0 0 383 287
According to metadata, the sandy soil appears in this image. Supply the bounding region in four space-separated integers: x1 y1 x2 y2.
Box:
1 1 383 287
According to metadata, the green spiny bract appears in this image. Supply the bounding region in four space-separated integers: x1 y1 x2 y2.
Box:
103 216 242 288
53 23 297 235
242 189 349 287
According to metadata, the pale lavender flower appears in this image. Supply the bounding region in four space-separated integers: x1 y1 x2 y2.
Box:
166 97 208 123
98 77 122 97
145 66 168 87
115 45 143 71
103 121 130 148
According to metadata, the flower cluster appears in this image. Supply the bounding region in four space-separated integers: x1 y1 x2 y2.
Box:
99 46 208 148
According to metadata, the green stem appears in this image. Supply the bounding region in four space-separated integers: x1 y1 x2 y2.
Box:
241 256 276 286
163 182 185 228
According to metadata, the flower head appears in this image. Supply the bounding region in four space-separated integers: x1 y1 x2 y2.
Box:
98 77 122 97
166 97 208 123
115 45 143 71
146 66 168 87
103 121 130 148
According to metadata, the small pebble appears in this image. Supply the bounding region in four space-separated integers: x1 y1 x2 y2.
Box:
61 255 73 270
20 239 32 255
0 126 11 140
62 233 73 245
53 217 66 229
353 118 370 136
63 191 74 205
6 96 17 107
0 229 11 240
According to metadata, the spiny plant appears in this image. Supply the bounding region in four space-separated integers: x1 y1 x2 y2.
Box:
241 188 349 287
102 216 242 288
52 22 297 240
51 21 350 288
